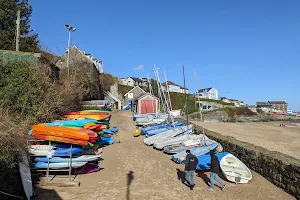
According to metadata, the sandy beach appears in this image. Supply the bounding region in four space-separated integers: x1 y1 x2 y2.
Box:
35 111 295 200
193 121 300 160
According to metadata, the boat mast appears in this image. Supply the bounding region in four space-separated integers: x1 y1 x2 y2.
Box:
183 65 188 125
194 68 205 135
163 67 173 112
147 72 155 113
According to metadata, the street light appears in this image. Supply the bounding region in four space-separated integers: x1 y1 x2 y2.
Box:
65 24 76 84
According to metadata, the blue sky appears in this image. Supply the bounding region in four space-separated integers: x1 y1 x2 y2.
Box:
30 0 299 110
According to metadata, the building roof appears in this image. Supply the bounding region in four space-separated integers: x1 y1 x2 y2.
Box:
257 104 273 108
124 86 146 96
162 81 188 90
129 77 143 82
198 87 213 93
135 93 159 101
256 102 270 105
268 101 287 104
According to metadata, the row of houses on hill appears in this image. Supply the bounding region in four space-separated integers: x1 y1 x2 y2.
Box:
256 101 288 113
119 77 189 94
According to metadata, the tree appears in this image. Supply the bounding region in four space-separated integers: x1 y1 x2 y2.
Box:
0 0 39 52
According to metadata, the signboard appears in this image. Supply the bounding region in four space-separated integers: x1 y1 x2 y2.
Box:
128 93 133 99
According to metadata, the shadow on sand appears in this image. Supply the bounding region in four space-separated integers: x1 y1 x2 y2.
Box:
126 170 134 200
196 170 210 187
176 168 190 188
32 187 63 200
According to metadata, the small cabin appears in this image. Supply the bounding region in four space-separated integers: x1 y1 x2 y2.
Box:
132 93 159 114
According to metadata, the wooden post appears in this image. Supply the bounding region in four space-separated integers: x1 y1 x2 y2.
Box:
16 10 20 51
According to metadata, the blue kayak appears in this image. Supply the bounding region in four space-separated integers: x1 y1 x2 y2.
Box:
96 137 114 146
196 152 229 170
53 147 83 156
45 119 98 128
111 126 119 133
172 143 219 164
34 155 100 163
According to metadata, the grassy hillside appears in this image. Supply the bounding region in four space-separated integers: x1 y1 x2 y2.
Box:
118 84 134 96
169 92 199 114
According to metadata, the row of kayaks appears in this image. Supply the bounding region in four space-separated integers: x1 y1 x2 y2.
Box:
28 110 119 170
134 113 252 184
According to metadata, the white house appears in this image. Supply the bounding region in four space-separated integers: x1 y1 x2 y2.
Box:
197 87 218 100
162 81 189 94
119 77 147 87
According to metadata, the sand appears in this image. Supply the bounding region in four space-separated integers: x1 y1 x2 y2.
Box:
193 121 300 160
35 111 295 200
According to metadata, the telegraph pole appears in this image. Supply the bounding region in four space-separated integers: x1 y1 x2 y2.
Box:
16 10 20 51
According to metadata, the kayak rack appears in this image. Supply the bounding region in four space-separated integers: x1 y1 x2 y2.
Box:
27 140 77 183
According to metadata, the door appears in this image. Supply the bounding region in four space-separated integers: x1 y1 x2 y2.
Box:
140 100 156 114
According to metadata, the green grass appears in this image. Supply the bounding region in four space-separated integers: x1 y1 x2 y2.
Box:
118 84 134 95
169 92 199 114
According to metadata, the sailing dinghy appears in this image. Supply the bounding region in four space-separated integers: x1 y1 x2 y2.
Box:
220 153 252 184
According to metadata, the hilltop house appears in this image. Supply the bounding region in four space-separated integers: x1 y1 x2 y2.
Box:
119 77 147 87
198 87 218 100
256 101 288 113
162 81 189 94
220 97 244 107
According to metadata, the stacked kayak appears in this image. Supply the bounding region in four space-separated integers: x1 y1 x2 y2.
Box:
35 155 100 163
62 111 111 121
28 109 117 172
32 162 87 169
29 145 84 156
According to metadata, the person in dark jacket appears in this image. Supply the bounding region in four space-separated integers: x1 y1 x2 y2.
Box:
185 150 198 190
207 150 226 191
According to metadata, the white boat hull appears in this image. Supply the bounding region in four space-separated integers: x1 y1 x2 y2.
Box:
220 153 252 184
144 125 193 146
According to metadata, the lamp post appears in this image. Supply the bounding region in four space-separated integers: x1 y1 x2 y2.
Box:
65 24 76 84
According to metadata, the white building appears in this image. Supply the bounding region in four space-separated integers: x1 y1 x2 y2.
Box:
119 77 147 87
162 81 189 94
197 87 218 100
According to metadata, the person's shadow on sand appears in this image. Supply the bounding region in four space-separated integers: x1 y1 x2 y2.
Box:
176 168 190 187
196 171 210 187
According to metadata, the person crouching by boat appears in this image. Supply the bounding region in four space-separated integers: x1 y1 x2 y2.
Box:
185 150 198 190
207 150 226 191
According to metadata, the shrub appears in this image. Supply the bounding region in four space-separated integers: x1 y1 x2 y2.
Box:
100 73 114 92
0 61 83 122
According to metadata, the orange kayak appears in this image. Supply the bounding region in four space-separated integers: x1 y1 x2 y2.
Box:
66 126 97 142
32 124 89 141
32 132 88 146
83 123 98 130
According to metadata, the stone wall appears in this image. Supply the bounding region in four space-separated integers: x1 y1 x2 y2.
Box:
193 123 300 199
